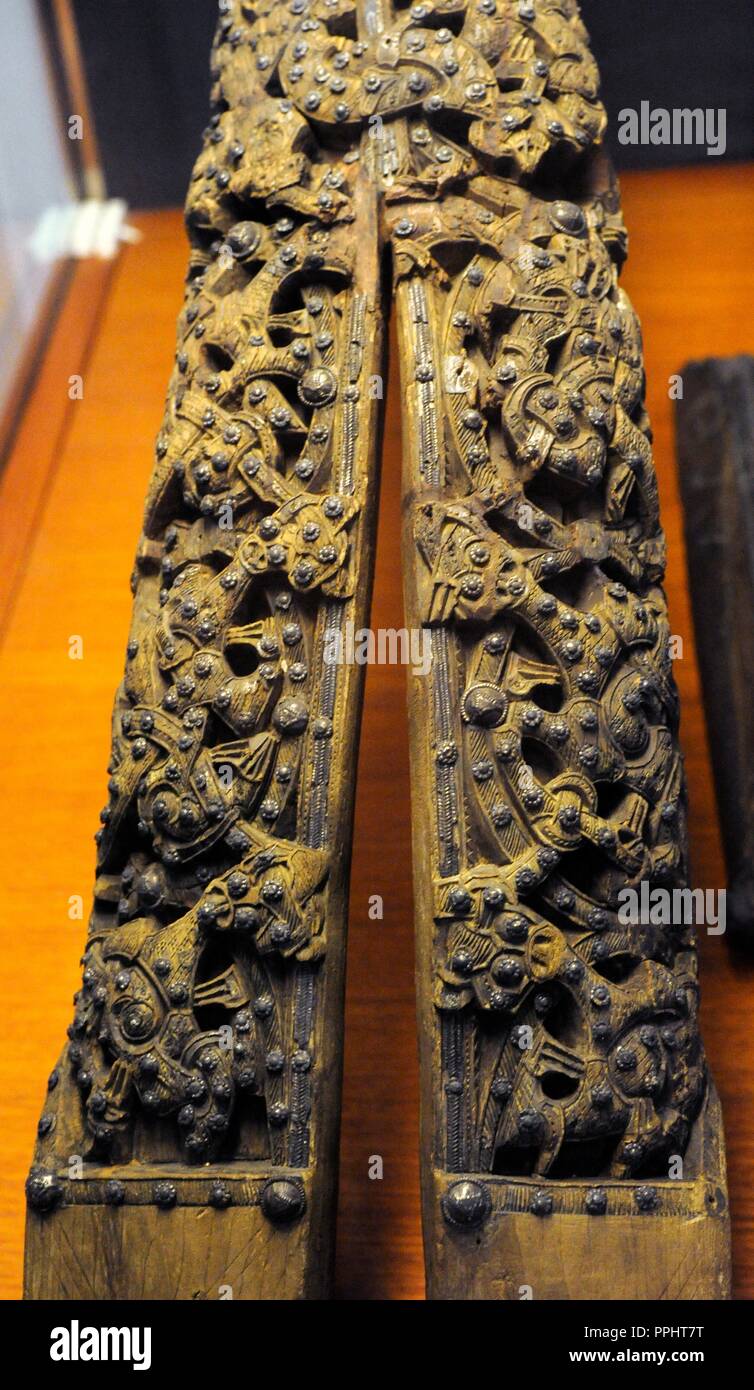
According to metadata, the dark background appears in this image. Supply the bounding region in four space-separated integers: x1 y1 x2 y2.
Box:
67 0 754 208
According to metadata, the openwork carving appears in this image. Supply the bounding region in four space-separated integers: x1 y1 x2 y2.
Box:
27 0 728 1300
389 0 719 1248
400 179 702 1181
27 0 384 1243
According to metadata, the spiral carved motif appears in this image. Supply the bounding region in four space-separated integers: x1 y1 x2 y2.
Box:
28 0 714 1271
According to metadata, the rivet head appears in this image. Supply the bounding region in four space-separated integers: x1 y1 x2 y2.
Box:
395 217 415 237
273 697 309 735
463 682 506 728
298 367 337 406
105 1179 126 1206
209 1182 232 1209
585 1187 607 1215
442 1179 491 1228
26 1169 63 1212
153 1180 177 1209
550 199 586 235
529 1189 553 1216
635 1185 659 1213
260 1178 306 1224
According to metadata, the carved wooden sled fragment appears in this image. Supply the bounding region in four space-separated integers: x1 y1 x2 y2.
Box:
392 0 730 1300
25 0 385 1300
26 0 730 1300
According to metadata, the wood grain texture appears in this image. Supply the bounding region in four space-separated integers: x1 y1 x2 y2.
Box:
425 1083 730 1301
676 355 754 948
2 162 754 1301
26 1196 314 1301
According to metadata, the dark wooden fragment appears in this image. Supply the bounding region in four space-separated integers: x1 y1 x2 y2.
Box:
677 355 754 949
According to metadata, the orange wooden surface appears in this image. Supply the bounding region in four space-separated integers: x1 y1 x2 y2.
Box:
1 165 753 1301
0 255 115 633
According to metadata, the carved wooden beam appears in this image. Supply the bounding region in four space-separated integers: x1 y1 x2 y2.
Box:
677 354 754 950
26 0 731 1301
25 0 385 1300
395 2 731 1299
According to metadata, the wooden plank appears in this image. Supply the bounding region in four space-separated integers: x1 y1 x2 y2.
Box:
26 1184 314 1300
430 1087 730 1300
